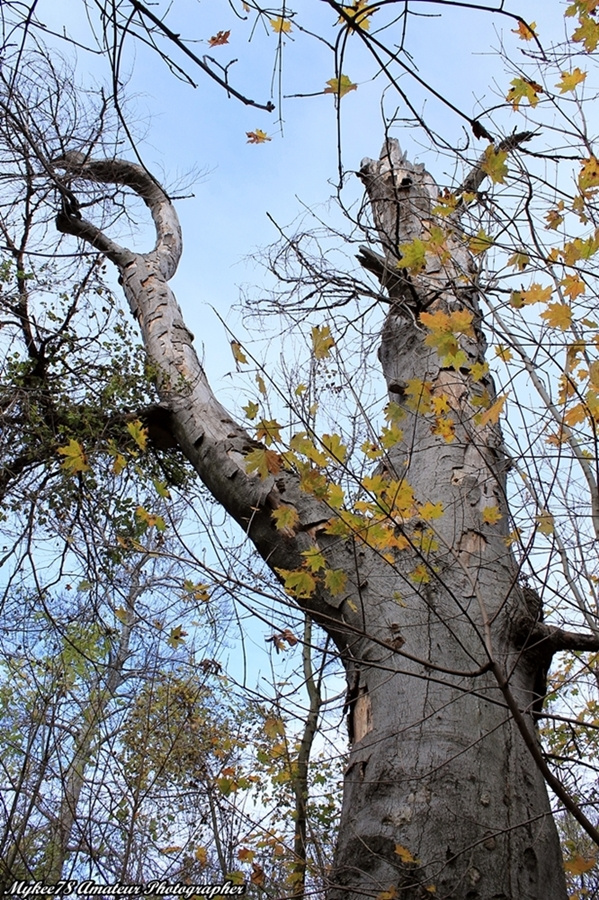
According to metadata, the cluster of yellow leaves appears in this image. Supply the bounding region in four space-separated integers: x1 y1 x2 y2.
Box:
551 340 599 435
420 308 474 367
567 0 599 52
58 418 150 480
277 553 348 600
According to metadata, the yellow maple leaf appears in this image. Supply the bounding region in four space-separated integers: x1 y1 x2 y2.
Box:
324 75 357 97
557 67 587 93
419 501 444 521
376 890 397 900
482 505 503 524
506 77 543 109
495 344 513 362
269 16 292 33
324 568 348 595
58 438 90 474
245 447 282 478
507 251 529 271
277 567 316 598
255 418 282 445
565 854 597 876
536 510 555 535
311 324 335 359
521 283 552 305
579 156 599 191
126 419 148 451
589 360 599 389
431 416 456 442
398 238 427 273
512 20 536 40
394 844 420 864
246 129 271 144
195 846 208 865
469 228 494 254
572 16 599 53
545 207 564 230
255 374 267 397
322 432 348 463
470 361 489 381
561 274 586 299
476 394 507 427
431 394 451 414
242 400 259 420
231 340 248 364
541 303 572 330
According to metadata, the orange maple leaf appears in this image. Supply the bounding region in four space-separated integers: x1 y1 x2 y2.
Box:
246 129 271 144
208 30 231 46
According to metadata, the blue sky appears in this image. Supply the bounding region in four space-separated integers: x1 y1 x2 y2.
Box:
41 0 561 389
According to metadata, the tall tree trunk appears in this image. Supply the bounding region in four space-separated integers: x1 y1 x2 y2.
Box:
326 140 567 899
53 144 584 899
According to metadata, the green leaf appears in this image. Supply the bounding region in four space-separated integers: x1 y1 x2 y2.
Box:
167 625 188 648
324 568 348 595
276 568 317 598
481 145 508 184
398 238 426 273
302 547 326 572
242 400 260 420
324 75 357 97
271 505 300 533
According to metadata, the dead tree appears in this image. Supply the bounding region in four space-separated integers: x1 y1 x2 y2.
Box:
53 141 599 900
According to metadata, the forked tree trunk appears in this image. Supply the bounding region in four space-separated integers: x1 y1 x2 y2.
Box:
55 144 570 899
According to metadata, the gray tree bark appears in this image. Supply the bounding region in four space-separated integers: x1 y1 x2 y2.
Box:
53 143 580 899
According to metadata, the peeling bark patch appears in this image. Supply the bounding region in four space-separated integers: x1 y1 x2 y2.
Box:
434 368 469 408
458 530 487 565
353 686 373 743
